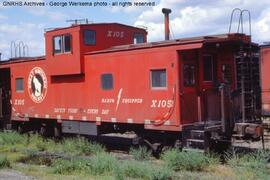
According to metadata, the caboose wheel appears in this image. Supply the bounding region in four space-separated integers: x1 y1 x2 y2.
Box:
17 125 23 133
54 126 61 138
15 122 26 134
174 139 182 149
39 126 46 136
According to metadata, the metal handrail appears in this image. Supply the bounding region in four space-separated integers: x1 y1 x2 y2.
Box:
241 9 252 36
228 8 252 36
229 8 242 34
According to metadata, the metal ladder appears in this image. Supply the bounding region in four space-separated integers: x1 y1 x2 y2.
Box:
229 8 260 122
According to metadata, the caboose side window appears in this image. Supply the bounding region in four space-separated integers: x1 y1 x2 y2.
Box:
84 30 96 45
101 74 113 90
53 36 62 54
15 78 24 92
134 33 144 44
203 55 213 81
63 35 71 52
221 64 232 84
151 69 167 89
53 34 72 54
183 64 195 86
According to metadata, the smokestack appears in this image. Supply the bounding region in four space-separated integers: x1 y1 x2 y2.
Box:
162 8 172 41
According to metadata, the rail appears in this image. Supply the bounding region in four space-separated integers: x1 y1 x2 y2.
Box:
10 41 29 58
229 8 251 37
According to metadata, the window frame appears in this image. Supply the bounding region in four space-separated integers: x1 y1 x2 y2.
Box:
101 73 113 90
84 30 96 45
221 64 232 84
53 35 62 54
63 34 72 53
133 33 144 44
15 78 24 93
150 69 167 90
53 34 72 55
183 64 196 87
203 55 214 82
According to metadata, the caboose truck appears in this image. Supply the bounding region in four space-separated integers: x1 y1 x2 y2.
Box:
0 9 263 152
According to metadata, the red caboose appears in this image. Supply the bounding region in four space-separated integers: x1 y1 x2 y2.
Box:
0 16 263 151
261 44 270 116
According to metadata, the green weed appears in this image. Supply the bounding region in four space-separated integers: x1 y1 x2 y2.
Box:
88 152 118 175
130 146 151 161
52 153 117 176
0 155 11 169
149 167 173 180
119 160 173 180
227 150 270 180
61 137 105 156
162 149 218 171
0 131 26 146
51 158 91 174
121 160 151 179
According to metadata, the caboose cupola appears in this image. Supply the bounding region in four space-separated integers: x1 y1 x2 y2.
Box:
45 23 147 76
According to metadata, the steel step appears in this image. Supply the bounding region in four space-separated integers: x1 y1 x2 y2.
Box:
99 133 141 145
190 130 205 140
186 139 205 149
182 147 204 153
187 139 204 143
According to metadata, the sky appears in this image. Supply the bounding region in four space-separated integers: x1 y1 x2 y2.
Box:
0 0 270 60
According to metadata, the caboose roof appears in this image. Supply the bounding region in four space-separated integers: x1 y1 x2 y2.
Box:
260 43 270 48
88 33 257 55
0 22 147 66
45 23 147 33
0 33 258 66
0 56 45 66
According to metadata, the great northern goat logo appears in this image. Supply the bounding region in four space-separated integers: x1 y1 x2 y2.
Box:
28 67 48 103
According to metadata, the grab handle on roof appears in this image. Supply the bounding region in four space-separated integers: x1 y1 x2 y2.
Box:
229 8 251 37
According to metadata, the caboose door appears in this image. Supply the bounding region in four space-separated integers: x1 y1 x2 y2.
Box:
0 68 11 122
180 51 199 124
201 54 220 121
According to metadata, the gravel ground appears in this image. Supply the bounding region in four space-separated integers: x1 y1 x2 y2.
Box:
0 170 35 180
